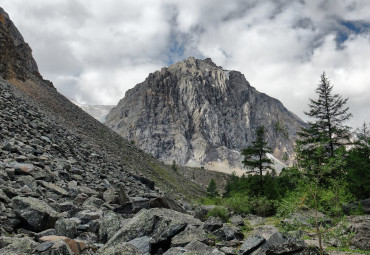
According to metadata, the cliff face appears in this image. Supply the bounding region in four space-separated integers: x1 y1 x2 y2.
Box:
0 7 43 82
106 57 306 174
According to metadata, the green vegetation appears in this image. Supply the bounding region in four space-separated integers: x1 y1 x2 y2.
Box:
206 206 230 222
199 73 369 254
206 179 219 198
241 126 273 179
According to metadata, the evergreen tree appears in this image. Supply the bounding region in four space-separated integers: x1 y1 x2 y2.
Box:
346 123 370 199
207 179 219 198
242 126 273 179
298 72 352 162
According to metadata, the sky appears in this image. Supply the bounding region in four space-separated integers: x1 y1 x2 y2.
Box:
2 0 370 128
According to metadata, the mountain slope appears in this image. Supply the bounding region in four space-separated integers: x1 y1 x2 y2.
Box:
0 7 205 201
106 57 306 174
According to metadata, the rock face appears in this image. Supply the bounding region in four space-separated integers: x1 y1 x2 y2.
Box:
106 57 306 174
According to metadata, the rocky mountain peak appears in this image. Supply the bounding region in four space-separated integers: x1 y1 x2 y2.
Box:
0 7 47 83
106 58 306 175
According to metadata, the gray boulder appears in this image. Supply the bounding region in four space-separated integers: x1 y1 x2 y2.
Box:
104 208 201 254
12 196 59 232
171 225 208 247
361 198 370 214
97 242 141 255
212 226 244 241
348 215 370 250
239 235 265 255
203 216 223 232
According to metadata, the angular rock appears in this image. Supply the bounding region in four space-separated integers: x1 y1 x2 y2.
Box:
230 214 244 227
97 242 141 255
128 236 150 254
150 196 185 213
39 235 87 255
38 181 69 196
194 205 216 221
34 241 54 252
104 208 201 254
55 218 79 239
184 240 213 254
347 215 370 250
13 163 34 175
361 198 370 214
98 211 124 243
12 196 59 232
238 235 265 255
171 225 208 247
212 226 244 241
0 236 37 254
203 216 223 232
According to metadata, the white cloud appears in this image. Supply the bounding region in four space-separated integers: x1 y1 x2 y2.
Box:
1 0 369 128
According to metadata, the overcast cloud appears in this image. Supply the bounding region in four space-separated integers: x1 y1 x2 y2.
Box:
2 0 369 128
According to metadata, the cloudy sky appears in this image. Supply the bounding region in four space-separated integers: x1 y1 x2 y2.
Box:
2 0 370 128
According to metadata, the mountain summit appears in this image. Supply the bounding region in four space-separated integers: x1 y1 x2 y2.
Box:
106 57 306 174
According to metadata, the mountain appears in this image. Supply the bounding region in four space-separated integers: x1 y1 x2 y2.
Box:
106 57 306 175
68 98 114 123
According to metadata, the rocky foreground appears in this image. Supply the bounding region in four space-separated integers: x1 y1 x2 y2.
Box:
0 78 329 254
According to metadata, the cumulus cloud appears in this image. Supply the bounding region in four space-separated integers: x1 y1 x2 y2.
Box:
2 0 369 127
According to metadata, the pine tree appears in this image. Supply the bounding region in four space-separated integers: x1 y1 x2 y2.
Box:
207 179 219 198
242 126 273 179
298 72 352 161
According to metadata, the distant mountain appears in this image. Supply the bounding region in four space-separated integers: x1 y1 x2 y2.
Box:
68 98 114 123
106 57 307 175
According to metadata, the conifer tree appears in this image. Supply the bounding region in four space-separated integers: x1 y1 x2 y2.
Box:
298 72 352 162
207 179 219 198
242 126 273 179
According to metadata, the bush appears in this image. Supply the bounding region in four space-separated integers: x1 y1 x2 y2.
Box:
206 206 230 222
276 190 307 218
222 194 252 214
249 196 276 217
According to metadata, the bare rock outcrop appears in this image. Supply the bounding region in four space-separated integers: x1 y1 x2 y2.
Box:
106 57 306 174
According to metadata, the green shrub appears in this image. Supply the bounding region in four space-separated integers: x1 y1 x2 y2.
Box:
206 207 230 222
276 190 307 218
249 196 276 217
222 194 252 214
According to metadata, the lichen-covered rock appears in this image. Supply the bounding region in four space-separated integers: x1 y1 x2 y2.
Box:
347 215 370 250
104 208 201 254
99 211 124 243
12 196 59 232
212 226 244 241
97 242 141 255
238 235 265 255
171 225 208 247
0 236 37 254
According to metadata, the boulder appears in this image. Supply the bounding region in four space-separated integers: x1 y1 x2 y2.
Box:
230 214 244 227
255 232 307 255
245 214 265 226
150 196 185 213
104 208 201 254
171 225 208 247
361 198 370 214
128 236 150 254
39 239 74 255
203 216 223 232
39 235 87 255
238 235 265 255
97 242 141 255
0 236 37 254
194 205 216 221
184 240 213 254
347 215 370 250
55 218 79 238
212 226 244 241
12 196 59 232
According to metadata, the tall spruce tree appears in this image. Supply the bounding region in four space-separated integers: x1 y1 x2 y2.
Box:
242 126 273 179
297 72 352 164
